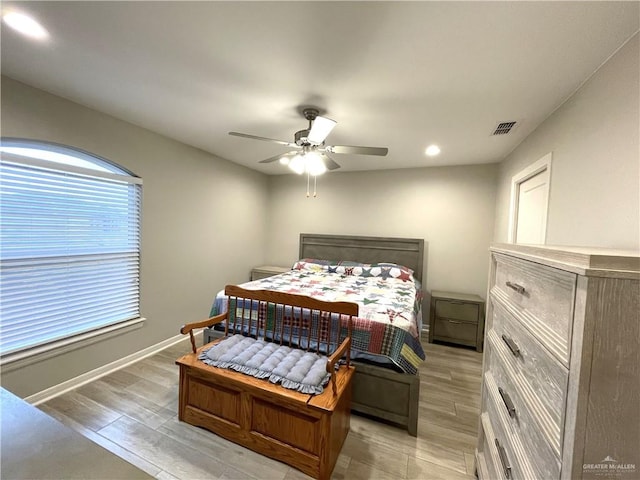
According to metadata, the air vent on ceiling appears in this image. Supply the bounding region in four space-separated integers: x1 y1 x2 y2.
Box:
492 121 517 135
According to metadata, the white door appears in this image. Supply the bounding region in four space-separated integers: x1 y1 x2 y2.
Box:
515 169 549 244
508 153 552 244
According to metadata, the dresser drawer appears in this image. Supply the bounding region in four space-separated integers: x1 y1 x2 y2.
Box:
478 410 531 480
489 297 568 443
493 253 576 365
434 299 479 323
432 318 478 346
476 417 500 480
484 341 561 478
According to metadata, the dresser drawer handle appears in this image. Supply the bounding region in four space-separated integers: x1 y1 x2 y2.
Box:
495 438 512 479
505 281 526 294
448 320 463 324
498 387 516 418
501 334 521 357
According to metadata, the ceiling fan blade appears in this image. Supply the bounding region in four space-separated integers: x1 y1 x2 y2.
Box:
308 116 337 145
258 151 299 164
326 145 388 156
229 131 297 148
322 154 341 171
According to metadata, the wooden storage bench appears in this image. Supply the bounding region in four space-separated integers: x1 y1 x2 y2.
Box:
176 285 357 480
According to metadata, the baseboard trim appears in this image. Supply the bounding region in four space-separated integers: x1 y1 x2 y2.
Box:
25 330 201 406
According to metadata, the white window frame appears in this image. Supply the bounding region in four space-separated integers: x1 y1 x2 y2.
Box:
0 139 144 366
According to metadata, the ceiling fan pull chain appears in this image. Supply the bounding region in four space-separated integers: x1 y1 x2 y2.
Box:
313 175 317 197
306 171 310 198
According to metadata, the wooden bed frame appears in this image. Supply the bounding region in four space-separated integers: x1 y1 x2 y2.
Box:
177 286 358 480
298 233 425 436
202 234 425 436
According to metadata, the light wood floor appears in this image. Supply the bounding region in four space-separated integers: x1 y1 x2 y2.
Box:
39 335 483 480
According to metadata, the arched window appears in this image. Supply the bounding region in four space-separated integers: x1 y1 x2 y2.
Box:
0 139 142 359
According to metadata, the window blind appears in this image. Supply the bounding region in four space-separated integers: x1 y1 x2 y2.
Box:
0 157 142 356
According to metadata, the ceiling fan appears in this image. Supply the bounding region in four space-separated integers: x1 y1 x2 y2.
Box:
228 107 388 175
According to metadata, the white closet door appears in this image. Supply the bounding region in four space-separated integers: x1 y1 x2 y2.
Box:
515 168 549 244
508 153 552 245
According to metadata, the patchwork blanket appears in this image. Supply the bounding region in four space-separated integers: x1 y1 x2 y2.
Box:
211 259 426 374
199 334 331 394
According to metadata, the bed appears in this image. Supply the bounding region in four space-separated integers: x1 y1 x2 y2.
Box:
204 234 426 435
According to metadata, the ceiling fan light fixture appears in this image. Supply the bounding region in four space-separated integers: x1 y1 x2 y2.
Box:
305 153 327 176
308 116 337 145
279 155 290 165
289 155 305 175
287 152 327 176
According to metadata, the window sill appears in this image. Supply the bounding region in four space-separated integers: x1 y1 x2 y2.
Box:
0 317 146 372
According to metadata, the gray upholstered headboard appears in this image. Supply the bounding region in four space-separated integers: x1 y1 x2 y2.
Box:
299 233 425 283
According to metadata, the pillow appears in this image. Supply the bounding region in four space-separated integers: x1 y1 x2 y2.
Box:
334 261 415 281
370 262 415 282
336 260 362 267
293 258 415 282
292 258 334 272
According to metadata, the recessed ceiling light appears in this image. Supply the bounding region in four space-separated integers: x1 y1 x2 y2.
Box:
2 12 49 40
425 145 441 156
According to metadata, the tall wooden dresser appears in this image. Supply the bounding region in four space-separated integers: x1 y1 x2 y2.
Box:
475 244 639 480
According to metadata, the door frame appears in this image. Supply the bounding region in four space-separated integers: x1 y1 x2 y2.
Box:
508 152 552 244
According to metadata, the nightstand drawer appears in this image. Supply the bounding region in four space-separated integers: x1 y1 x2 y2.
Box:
429 291 485 351
432 318 477 345
250 266 290 281
251 270 278 281
434 299 480 323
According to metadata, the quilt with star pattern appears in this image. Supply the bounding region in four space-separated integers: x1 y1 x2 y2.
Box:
210 259 425 374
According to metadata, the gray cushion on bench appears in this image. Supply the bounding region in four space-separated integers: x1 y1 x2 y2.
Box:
199 334 331 394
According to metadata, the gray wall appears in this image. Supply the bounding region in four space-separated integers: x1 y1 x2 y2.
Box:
1 77 269 397
5 33 636 398
493 34 640 250
266 164 498 301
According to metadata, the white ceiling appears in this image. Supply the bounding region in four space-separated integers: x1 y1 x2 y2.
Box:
1 2 638 174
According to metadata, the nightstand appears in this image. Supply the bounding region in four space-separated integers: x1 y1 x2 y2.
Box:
250 265 290 281
428 291 485 351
